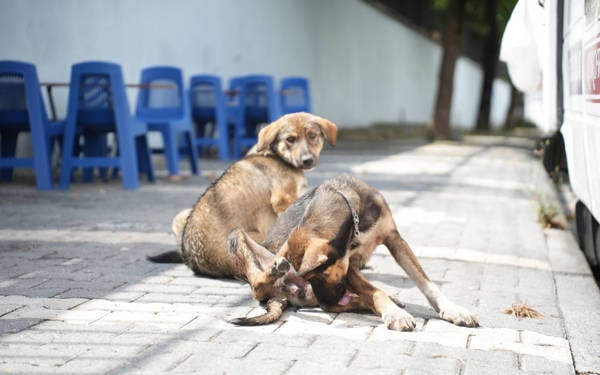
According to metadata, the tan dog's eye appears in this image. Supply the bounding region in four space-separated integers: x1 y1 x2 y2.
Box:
286 136 296 144
307 132 318 140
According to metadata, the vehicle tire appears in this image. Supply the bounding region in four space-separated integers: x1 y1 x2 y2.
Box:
575 201 586 250
594 214 600 274
581 205 599 269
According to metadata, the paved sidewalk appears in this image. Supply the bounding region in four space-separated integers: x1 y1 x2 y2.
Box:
0 136 599 374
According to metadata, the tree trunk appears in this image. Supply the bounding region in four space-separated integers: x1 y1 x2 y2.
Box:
428 0 466 140
504 83 521 130
475 0 500 132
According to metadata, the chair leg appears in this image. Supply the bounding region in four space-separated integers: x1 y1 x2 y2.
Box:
185 131 199 175
0 131 18 181
216 118 230 161
162 128 180 176
59 123 79 190
116 132 139 190
136 135 155 182
30 127 54 191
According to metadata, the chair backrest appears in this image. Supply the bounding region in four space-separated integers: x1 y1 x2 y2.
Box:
189 74 225 122
0 60 47 126
238 74 281 122
67 61 130 127
280 76 311 114
135 66 185 121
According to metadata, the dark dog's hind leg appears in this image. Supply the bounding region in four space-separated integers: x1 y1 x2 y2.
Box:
147 250 183 263
228 297 289 326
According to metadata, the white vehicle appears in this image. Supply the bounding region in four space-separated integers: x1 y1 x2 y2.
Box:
561 0 600 272
502 0 600 272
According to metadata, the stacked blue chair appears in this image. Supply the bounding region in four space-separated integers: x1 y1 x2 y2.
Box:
189 74 230 160
226 76 248 159
59 61 155 190
0 60 64 190
230 74 281 159
135 66 198 178
280 76 311 114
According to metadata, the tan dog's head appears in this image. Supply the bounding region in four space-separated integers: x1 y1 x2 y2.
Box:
251 112 337 170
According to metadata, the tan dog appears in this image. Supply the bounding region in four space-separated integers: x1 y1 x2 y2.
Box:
230 175 479 330
149 112 337 306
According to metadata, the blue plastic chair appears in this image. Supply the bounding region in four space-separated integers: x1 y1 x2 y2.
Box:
0 60 64 190
189 74 230 160
135 66 198 177
280 77 311 114
59 61 155 190
229 74 281 159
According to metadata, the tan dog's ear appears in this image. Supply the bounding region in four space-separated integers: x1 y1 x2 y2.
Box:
255 120 281 152
312 115 338 147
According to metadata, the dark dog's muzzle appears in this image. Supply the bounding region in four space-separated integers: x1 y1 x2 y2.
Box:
307 274 347 307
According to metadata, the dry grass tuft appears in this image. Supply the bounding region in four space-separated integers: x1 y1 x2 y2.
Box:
537 202 568 230
503 303 544 319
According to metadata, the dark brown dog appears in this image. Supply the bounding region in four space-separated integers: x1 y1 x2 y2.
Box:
230 175 479 330
149 112 337 306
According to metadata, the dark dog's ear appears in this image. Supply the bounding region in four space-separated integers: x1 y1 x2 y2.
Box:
312 115 338 147
255 120 281 152
297 245 329 276
286 227 329 275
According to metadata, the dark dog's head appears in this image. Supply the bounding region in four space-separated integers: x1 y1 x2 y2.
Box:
286 226 353 308
250 112 337 170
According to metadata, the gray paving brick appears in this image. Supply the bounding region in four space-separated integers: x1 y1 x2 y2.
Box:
0 317 43 334
520 354 575 374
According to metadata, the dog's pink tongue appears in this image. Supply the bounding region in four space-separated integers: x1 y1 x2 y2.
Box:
338 293 352 306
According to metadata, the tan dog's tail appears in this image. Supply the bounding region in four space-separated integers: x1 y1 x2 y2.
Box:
171 208 192 238
147 250 182 263
228 298 288 326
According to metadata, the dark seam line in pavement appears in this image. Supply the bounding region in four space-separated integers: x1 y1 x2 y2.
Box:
67 298 91 310
550 264 577 371
282 359 297 375
270 319 286 333
167 352 194 373
18 318 47 333
553 270 594 277
180 315 199 329
0 305 23 318
239 342 259 359
346 348 359 367
208 329 224 342
516 353 523 370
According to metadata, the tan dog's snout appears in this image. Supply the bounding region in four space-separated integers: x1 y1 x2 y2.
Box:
298 144 317 170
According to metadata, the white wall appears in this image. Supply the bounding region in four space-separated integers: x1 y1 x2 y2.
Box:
0 0 508 129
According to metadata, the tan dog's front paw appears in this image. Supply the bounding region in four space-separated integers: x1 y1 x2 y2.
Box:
439 303 479 327
382 308 416 331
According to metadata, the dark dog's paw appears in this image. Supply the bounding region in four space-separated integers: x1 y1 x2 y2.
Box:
439 303 479 328
382 308 416 331
270 256 291 278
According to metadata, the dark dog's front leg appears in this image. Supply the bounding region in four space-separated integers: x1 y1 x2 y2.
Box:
384 229 479 327
325 264 417 331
